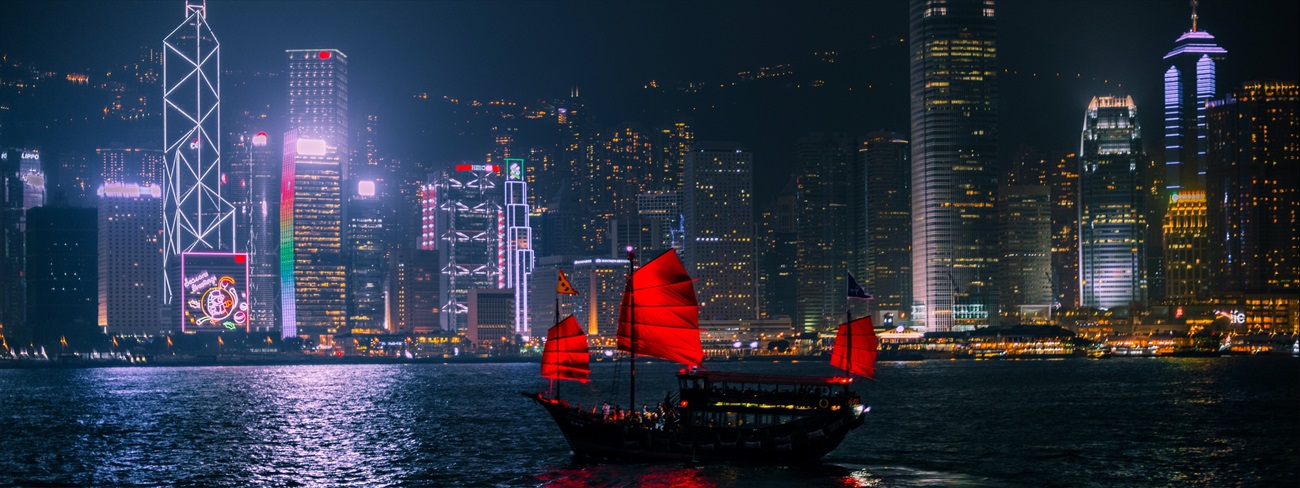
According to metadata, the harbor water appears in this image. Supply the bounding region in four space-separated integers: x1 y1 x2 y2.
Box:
1 357 1296 486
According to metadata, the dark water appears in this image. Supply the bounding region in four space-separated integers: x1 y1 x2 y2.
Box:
1 358 1296 487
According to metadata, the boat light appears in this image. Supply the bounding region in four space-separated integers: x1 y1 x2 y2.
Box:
679 400 688 407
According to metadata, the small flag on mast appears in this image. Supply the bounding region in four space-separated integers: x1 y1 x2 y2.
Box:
557 269 579 296
847 272 873 300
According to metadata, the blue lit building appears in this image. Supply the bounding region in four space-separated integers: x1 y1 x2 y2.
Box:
1079 96 1147 310
1163 11 1227 192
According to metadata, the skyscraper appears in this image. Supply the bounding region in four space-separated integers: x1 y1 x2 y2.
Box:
162 2 236 329
98 183 163 337
1047 151 1080 310
909 0 999 332
1161 6 1225 302
503 158 535 340
347 179 387 333
433 166 503 333
1163 6 1227 192
684 143 756 321
231 130 279 333
861 132 911 314
998 185 1052 323
1206 81 1300 292
794 134 857 331
1163 191 1210 301
26 207 98 347
1079 96 1147 309
98 147 164 185
281 49 349 341
0 148 43 336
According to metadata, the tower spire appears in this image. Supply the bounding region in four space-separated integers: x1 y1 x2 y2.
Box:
1190 0 1198 32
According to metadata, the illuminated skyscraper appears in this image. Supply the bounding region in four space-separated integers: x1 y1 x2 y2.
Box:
570 257 627 338
1206 82 1300 292
229 130 278 333
998 185 1051 323
1163 5 1226 192
861 132 911 314
794 134 857 331
162 1 236 327
347 179 387 333
909 0 1000 332
503 158 534 340
1163 191 1210 301
98 183 163 337
1 148 44 335
684 143 756 321
1079 96 1147 309
636 190 683 254
281 49 348 340
98 147 164 184
434 165 503 333
1048 152 1080 310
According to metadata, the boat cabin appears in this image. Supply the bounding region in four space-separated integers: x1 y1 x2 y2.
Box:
676 370 859 429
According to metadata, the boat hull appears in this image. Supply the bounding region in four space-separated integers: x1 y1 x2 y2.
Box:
525 392 865 464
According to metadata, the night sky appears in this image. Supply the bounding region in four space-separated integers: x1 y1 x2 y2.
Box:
2 0 1298 196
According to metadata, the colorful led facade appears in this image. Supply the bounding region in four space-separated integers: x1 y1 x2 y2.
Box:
909 0 1000 332
281 49 349 340
162 1 236 325
1079 96 1147 309
180 252 250 333
503 158 534 340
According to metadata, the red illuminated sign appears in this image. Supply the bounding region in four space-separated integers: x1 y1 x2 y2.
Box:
319 51 331 59
455 164 500 173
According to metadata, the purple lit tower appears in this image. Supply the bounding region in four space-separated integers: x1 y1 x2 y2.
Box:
1163 1 1226 192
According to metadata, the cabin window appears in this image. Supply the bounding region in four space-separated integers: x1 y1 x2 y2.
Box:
724 412 737 427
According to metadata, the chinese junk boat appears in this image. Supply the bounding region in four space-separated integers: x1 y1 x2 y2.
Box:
526 249 878 464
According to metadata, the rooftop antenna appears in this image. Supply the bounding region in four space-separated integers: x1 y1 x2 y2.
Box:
1190 0 1199 32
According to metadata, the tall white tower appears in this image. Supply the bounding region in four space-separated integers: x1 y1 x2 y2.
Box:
161 1 235 320
503 158 534 340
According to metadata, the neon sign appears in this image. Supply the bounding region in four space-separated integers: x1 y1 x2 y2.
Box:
454 164 499 173
181 252 250 332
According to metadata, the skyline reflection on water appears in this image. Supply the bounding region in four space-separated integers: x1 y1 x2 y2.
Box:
1 358 1296 486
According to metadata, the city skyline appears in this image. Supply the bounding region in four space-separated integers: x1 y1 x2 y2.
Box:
2 1 1297 200
0 0 1297 351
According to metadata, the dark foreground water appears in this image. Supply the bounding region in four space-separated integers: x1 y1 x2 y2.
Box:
1 358 1296 487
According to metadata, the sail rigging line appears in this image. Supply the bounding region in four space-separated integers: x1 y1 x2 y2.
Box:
627 249 638 411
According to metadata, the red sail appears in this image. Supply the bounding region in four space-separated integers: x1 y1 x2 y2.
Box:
616 250 703 367
831 316 878 379
541 315 590 383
